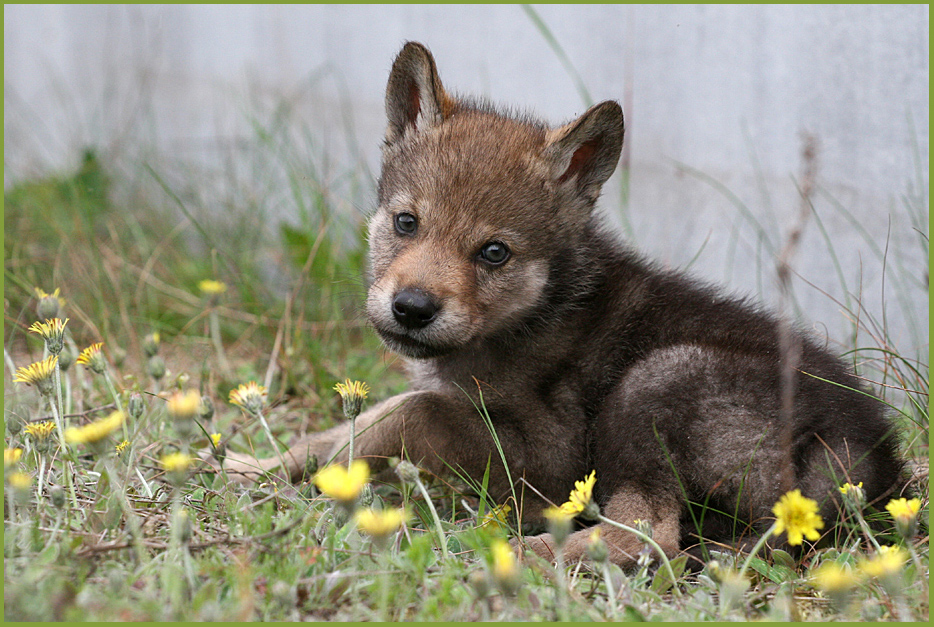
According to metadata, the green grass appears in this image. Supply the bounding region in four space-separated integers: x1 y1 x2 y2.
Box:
3 82 929 622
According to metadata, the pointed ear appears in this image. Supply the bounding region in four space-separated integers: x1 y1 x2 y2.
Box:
385 42 454 145
543 101 624 202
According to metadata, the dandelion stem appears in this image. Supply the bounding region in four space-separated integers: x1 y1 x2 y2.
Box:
208 309 230 374
48 396 79 511
36 454 46 502
3 347 17 376
256 409 290 482
602 561 617 617
102 370 127 441
348 416 356 466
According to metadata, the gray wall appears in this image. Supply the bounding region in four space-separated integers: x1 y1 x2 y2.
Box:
4 4 928 354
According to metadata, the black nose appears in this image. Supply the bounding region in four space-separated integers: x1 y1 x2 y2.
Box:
392 288 440 329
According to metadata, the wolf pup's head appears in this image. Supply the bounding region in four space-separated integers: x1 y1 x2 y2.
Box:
367 42 624 358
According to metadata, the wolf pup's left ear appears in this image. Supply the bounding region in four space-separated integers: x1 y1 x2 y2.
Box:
385 42 455 146
543 101 624 202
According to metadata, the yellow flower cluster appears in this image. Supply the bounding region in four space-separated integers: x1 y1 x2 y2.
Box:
12 356 59 395
885 497 921 522
168 389 201 420
334 379 369 419
161 451 193 473
29 318 69 354
4 448 23 467
479 503 513 533
198 279 227 295
356 507 407 538
76 342 106 374
490 538 521 594
24 420 56 441
772 489 825 546
229 381 267 415
65 411 125 445
859 545 908 579
314 459 370 504
546 469 598 521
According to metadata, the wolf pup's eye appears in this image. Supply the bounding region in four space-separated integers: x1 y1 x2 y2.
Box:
394 212 418 235
479 241 510 265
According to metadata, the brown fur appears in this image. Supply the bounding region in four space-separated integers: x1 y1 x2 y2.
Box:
216 42 904 569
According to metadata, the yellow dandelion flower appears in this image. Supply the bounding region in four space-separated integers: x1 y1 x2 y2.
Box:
812 561 859 593
480 503 513 532
772 489 825 546
334 379 369 419
4 448 23 467
161 451 193 473
24 420 56 441
28 318 69 355
886 496 922 538
115 439 130 454
313 459 370 504
76 342 106 374
12 355 58 395
7 471 33 491
490 538 521 594
555 470 598 518
838 481 863 495
167 389 201 420
859 545 907 579
885 497 921 522
209 433 222 447
356 507 407 539
64 411 125 445
229 381 267 416
34 287 66 319
198 279 227 295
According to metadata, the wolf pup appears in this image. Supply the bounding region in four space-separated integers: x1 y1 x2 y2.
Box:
222 42 904 568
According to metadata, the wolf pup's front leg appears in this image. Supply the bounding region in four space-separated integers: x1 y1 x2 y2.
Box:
217 390 527 501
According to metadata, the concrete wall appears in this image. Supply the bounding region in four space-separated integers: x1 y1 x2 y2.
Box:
4 4 928 353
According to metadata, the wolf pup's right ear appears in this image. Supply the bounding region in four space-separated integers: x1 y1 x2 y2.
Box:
385 42 455 146
543 101 624 203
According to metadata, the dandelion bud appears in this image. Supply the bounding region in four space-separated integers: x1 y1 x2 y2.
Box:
147 355 166 381
142 332 161 357
7 416 24 437
35 287 65 320
161 451 193 487
359 483 375 508
468 569 490 600
210 433 226 465
57 346 75 372
543 506 573 547
586 527 608 564
7 471 33 505
393 459 421 485
490 539 521 596
838 482 865 511
198 395 215 421
304 454 319 478
128 392 145 420
174 507 192 544
50 485 66 508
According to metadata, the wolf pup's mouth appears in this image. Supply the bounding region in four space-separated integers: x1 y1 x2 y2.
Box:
375 328 454 359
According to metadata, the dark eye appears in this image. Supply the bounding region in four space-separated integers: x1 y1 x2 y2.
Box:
479 241 510 265
394 212 417 235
